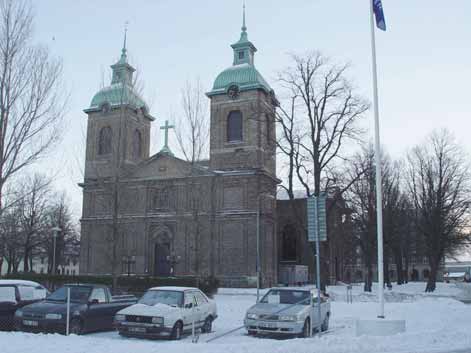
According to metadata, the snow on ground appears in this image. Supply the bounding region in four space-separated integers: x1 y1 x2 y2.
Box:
1 283 471 353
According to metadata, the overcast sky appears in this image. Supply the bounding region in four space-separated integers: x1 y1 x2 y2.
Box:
30 0 471 219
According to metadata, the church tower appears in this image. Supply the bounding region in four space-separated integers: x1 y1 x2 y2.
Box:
207 5 277 176
83 34 154 180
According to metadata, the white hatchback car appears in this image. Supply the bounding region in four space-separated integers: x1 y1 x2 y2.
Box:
114 286 217 340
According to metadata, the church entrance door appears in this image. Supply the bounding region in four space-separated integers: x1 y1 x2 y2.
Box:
154 242 171 276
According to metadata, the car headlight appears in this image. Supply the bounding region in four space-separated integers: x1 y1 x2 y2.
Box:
15 309 23 317
114 314 125 322
246 313 258 320
279 315 297 322
45 313 62 320
152 316 163 325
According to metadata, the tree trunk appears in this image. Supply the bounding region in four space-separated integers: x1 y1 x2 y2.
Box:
425 259 438 292
394 251 404 285
364 263 373 292
384 253 391 286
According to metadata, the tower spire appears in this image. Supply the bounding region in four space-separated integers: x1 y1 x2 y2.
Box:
119 21 128 64
242 1 247 32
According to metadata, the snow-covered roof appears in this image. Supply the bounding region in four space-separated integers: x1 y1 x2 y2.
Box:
0 279 42 287
148 286 199 292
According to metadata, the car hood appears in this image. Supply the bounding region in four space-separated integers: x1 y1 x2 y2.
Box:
247 303 308 316
117 303 180 317
22 300 83 314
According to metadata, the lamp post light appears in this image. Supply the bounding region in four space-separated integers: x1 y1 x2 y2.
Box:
51 227 61 274
256 192 275 302
122 255 136 277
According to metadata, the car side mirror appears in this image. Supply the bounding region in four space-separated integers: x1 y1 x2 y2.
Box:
185 303 193 309
89 299 99 305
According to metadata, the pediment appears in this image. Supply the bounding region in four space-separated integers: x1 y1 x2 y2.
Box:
125 152 212 181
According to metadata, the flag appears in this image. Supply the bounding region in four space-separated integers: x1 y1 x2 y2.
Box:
373 0 386 31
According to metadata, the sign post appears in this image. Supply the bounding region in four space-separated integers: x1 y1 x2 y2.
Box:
307 194 327 333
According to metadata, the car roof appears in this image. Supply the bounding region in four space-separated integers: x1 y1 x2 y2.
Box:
64 283 100 287
0 280 42 287
148 286 199 292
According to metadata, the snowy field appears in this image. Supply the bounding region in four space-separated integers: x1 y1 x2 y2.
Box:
1 283 471 353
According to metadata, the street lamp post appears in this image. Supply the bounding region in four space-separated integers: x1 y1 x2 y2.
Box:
256 192 275 302
51 227 61 274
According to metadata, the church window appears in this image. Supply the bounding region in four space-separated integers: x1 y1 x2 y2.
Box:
98 126 112 155
281 224 297 262
265 114 271 145
239 51 245 60
132 129 142 159
227 111 243 142
153 188 169 210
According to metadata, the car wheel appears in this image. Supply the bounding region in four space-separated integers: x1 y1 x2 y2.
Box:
321 314 330 332
201 316 213 333
69 318 83 335
171 321 183 340
301 319 311 338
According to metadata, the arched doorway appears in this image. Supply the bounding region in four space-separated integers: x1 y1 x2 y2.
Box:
154 242 171 276
411 269 419 281
151 228 172 277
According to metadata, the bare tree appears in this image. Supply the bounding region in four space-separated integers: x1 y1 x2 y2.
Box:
407 129 470 292
0 0 66 211
174 79 212 276
276 51 368 198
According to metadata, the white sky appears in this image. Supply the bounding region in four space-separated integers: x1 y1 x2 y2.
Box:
30 0 471 220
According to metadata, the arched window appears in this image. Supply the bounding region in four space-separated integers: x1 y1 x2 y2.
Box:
132 129 142 159
98 126 112 155
265 114 271 145
281 224 297 262
227 110 243 142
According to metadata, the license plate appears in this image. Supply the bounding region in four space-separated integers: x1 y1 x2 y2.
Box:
260 321 277 328
23 320 38 327
128 327 146 333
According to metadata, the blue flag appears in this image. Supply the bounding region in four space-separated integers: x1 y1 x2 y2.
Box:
373 0 386 31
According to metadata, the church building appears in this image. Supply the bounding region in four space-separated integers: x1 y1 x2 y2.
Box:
79 11 279 287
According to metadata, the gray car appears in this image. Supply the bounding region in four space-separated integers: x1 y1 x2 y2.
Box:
244 287 331 338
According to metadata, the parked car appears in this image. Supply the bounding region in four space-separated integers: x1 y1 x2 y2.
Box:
14 283 136 335
114 286 217 340
0 280 48 330
244 287 331 338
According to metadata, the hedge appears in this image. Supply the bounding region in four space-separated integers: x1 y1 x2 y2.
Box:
1 273 219 298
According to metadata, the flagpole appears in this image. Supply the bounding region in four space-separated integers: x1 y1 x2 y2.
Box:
369 0 385 319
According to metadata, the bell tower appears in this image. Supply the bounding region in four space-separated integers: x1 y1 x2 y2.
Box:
83 32 154 180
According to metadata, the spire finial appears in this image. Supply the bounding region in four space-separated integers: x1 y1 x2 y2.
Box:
242 1 247 32
119 21 128 63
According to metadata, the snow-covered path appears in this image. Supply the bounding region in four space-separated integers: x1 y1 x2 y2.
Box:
1 283 471 353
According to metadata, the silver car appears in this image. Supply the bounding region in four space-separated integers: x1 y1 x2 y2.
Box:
244 287 331 337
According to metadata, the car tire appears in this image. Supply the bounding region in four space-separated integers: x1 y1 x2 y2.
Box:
171 321 183 340
201 316 213 333
321 314 330 332
301 319 311 338
69 318 83 335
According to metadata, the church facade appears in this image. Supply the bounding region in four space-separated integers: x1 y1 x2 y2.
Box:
79 15 279 287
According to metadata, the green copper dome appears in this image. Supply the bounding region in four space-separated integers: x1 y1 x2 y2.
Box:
209 63 271 96
207 5 272 97
89 82 148 112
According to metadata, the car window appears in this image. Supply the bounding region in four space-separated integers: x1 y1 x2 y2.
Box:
139 290 183 307
260 290 310 305
48 286 91 303
89 288 107 303
0 286 17 302
18 286 34 301
33 286 47 300
184 293 197 308
195 291 208 305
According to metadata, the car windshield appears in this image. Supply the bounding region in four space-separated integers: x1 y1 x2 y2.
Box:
47 286 91 303
260 289 310 305
0 285 16 302
139 290 183 307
